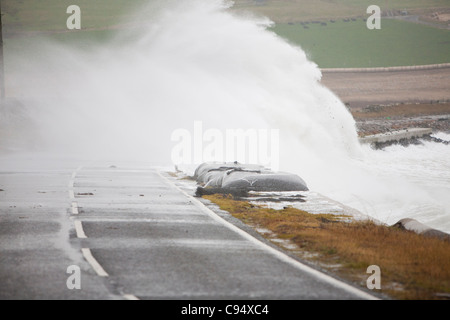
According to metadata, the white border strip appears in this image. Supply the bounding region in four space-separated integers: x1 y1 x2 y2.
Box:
157 171 379 300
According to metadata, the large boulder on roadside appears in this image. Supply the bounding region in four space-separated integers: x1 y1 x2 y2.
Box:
194 162 308 196
222 172 308 192
194 161 265 183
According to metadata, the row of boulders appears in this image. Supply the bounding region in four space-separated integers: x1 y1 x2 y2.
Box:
194 162 308 196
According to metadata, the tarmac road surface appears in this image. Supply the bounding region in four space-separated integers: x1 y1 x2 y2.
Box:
0 154 378 300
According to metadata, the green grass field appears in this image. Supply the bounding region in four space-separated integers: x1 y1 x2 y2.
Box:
1 0 147 32
3 0 449 31
233 0 450 23
271 18 450 68
1 0 449 68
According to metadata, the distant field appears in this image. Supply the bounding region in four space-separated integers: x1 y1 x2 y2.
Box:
1 0 147 32
233 0 450 23
2 0 449 31
1 0 449 68
271 18 450 68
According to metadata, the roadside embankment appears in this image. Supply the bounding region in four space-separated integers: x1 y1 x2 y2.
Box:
202 194 450 300
176 162 450 299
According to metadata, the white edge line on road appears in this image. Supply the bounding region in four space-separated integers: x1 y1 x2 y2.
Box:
81 248 109 277
74 220 87 239
157 171 379 300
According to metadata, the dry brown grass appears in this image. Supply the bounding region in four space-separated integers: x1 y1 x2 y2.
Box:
204 194 450 300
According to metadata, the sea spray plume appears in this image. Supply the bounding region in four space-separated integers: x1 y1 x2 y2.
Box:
2 0 360 165
2 0 371 212
1 0 373 205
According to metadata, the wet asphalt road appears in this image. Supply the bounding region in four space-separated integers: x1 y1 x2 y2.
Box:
0 155 378 300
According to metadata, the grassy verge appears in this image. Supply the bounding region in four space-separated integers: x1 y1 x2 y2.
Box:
203 194 450 300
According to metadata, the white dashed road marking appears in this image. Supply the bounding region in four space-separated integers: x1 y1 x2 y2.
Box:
70 166 140 300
